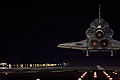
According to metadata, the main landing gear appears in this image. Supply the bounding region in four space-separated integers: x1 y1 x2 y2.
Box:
111 49 113 56
86 49 89 56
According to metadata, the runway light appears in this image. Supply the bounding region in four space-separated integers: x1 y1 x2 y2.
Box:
94 72 97 75
115 72 117 74
90 71 92 73
94 75 97 78
78 78 82 80
94 72 97 78
80 72 87 78
5 73 8 75
107 75 110 78
81 76 84 78
105 73 108 76
109 78 113 80
36 79 40 80
103 71 108 76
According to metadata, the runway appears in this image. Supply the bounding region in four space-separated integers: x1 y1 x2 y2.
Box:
0 70 120 80
0 66 120 80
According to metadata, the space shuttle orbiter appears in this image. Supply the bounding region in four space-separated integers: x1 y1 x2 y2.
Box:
57 5 120 56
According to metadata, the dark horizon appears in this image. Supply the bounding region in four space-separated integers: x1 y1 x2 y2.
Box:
0 1 120 65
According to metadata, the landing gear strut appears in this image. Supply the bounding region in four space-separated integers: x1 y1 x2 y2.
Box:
86 40 89 56
86 49 89 56
111 47 113 56
111 49 113 56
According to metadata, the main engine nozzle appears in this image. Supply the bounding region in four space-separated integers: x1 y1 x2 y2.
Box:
96 29 104 39
100 39 109 48
90 39 99 48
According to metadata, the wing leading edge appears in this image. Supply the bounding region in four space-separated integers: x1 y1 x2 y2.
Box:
57 40 88 50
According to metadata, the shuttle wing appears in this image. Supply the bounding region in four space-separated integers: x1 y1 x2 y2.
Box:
112 40 120 50
57 40 87 50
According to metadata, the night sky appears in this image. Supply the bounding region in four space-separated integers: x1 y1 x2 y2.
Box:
0 1 120 65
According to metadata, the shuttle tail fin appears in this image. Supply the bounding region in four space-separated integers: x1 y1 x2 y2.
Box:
98 4 101 24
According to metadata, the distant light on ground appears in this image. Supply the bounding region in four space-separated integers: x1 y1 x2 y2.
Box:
36 79 40 80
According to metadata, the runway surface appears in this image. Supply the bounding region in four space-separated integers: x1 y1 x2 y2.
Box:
0 70 120 80
0 66 120 80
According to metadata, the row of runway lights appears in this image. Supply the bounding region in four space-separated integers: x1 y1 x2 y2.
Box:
2 71 117 80
113 71 117 75
28 71 106 80
35 71 118 80
78 71 97 80
103 71 113 80
78 71 117 80
94 72 97 78
78 72 87 80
